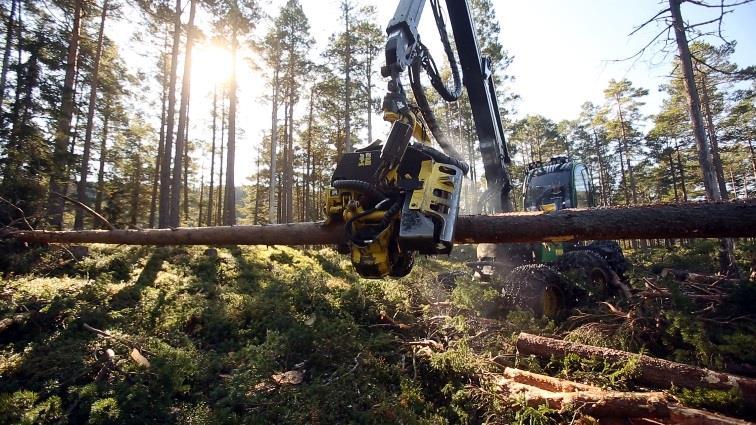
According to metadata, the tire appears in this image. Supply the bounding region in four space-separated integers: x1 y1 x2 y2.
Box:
587 241 629 278
556 250 614 302
501 264 570 320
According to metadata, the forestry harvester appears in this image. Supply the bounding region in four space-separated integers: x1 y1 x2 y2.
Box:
323 0 628 318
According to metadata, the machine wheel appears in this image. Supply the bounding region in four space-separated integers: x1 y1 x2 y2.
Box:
556 250 614 302
587 241 629 278
501 264 570 320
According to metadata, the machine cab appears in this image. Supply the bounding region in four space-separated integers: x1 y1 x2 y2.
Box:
523 157 593 212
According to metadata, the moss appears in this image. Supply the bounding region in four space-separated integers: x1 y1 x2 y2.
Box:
674 387 744 416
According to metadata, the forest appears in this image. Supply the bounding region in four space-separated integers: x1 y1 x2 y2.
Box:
1 0 756 423
0 0 752 229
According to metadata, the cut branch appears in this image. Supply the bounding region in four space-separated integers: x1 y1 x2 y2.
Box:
51 191 115 230
9 201 756 246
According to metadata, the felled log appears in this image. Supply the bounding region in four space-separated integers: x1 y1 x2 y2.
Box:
496 369 752 424
495 375 671 418
515 332 756 407
9 201 756 246
502 367 599 392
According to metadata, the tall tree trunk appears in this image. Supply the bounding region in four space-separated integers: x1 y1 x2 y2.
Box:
206 86 217 226
669 0 720 201
617 140 629 205
94 107 109 216
668 150 679 203
304 85 314 220
674 140 689 202
253 149 261 224
286 76 295 223
700 77 728 199
217 93 225 226
130 147 142 227
0 0 16 129
74 0 109 230
223 28 238 226
197 170 204 226
47 0 83 229
342 0 352 155
269 68 279 224
591 128 608 206
281 95 289 223
366 51 373 144
183 98 190 221
615 96 637 204
159 0 182 228
669 0 736 276
169 0 196 227
149 30 170 228
748 139 756 183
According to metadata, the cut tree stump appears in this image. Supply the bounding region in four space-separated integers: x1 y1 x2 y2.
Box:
8 201 756 246
515 332 756 407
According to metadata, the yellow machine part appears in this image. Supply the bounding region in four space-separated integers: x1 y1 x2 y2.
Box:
408 160 459 214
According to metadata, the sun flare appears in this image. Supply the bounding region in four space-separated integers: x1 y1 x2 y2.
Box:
191 42 234 89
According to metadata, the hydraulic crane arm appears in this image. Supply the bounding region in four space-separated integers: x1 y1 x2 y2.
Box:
383 0 514 213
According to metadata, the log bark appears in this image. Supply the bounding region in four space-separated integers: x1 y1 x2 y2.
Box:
10 201 756 246
515 332 756 407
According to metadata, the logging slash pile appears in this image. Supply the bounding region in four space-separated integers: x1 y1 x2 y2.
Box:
0 240 754 424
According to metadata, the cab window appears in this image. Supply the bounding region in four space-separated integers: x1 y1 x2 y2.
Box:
574 165 590 208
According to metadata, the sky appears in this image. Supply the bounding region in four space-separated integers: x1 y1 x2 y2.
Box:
111 0 756 185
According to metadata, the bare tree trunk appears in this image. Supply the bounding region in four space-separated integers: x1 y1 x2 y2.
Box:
342 0 352 155
47 0 83 229
149 30 170 228
614 97 636 204
94 107 109 216
674 139 689 201
365 51 373 144
183 98 190 221
669 0 737 276
206 86 217 226
158 0 182 228
269 68 279 224
669 0 721 201
197 170 204 226
304 86 314 220
217 93 225 226
669 151 680 202
0 0 16 129
169 0 196 227
286 77 295 223
223 28 238 226
253 149 261 224
129 147 142 227
700 77 728 199
75 0 109 230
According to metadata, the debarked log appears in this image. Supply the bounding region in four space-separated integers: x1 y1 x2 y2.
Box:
515 332 756 407
9 201 756 246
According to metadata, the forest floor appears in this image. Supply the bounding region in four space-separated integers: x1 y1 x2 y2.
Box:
0 240 755 424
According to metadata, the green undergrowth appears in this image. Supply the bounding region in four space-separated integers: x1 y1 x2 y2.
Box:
1 239 754 423
0 244 517 424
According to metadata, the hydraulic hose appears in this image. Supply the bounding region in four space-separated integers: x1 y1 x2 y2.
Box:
409 60 466 167
332 179 387 205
